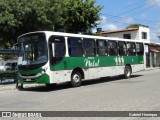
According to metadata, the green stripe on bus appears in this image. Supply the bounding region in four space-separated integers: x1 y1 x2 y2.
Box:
50 56 144 71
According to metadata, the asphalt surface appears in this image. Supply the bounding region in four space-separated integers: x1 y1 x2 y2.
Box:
0 68 160 120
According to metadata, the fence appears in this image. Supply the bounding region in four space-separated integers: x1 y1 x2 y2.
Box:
0 71 17 84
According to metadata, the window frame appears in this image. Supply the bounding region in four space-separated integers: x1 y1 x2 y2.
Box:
83 38 96 56
136 42 144 55
126 42 136 56
48 35 66 66
123 34 131 39
142 32 147 39
96 39 108 56
118 41 127 56
108 40 118 56
68 37 83 57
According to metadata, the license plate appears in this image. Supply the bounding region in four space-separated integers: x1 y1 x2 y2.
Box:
26 78 31 81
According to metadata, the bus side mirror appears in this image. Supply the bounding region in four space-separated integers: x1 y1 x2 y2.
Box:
51 43 55 57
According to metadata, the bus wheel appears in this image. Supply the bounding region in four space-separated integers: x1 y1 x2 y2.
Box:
46 83 56 88
124 66 131 79
16 83 23 90
71 72 82 87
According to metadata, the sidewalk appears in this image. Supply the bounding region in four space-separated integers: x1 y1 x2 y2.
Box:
0 83 45 91
145 67 160 71
0 83 16 91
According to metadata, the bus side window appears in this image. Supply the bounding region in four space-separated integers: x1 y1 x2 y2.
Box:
54 43 66 57
68 37 83 57
49 36 66 66
118 41 127 56
108 41 118 56
127 42 136 56
96 40 107 56
83 39 96 56
136 43 144 55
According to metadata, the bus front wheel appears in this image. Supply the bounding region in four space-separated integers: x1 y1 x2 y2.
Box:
124 66 131 79
71 72 82 87
16 83 23 90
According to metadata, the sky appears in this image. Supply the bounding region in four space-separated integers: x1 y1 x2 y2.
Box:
94 0 160 43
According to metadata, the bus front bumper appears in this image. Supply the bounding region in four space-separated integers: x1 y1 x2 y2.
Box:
18 73 50 84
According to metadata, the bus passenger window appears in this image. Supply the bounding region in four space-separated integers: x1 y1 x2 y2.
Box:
136 43 144 55
108 41 118 56
68 37 83 57
118 41 127 56
97 40 107 56
83 39 96 56
127 42 136 56
54 43 66 57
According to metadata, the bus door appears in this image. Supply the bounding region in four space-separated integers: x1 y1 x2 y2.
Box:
83 38 98 79
49 36 66 83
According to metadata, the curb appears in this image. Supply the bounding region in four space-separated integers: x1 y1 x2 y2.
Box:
145 67 160 71
0 84 16 91
0 84 45 91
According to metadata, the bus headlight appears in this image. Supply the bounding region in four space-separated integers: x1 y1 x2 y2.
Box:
36 69 46 77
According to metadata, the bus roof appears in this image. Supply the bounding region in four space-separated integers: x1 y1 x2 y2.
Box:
18 31 145 43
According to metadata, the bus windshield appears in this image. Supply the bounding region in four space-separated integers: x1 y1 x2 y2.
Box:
17 33 48 69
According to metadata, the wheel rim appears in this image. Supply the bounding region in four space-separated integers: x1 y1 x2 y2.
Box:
126 68 131 77
73 74 80 83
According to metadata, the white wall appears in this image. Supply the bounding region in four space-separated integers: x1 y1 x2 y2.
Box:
104 31 139 40
138 26 150 43
102 25 150 43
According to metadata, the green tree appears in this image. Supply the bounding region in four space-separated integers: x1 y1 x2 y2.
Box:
126 24 140 29
62 0 102 33
0 0 63 48
0 0 102 49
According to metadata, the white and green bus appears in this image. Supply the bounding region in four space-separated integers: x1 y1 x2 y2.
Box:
17 31 145 88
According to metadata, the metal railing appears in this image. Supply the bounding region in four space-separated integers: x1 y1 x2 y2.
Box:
0 71 17 84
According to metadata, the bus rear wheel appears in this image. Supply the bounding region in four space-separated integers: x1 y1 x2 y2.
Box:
71 72 82 87
124 66 131 79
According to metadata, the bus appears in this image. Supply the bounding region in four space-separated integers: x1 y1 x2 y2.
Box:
16 31 145 89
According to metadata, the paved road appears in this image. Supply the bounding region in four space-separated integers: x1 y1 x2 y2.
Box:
0 69 160 119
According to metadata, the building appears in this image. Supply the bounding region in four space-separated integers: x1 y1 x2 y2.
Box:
99 24 159 68
145 43 160 67
101 24 150 44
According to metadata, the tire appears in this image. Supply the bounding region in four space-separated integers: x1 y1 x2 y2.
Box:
124 66 131 79
46 83 56 88
16 83 23 90
71 72 82 87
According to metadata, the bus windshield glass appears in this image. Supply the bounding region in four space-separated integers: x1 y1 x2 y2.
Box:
17 33 48 69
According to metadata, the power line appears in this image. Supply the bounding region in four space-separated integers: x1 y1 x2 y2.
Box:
117 3 155 16
99 17 159 31
104 1 145 16
102 14 160 23
97 1 160 33
100 15 160 31
105 1 156 21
